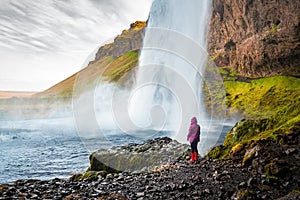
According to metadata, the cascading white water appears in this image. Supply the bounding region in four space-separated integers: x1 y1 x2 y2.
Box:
128 0 213 143
74 0 229 156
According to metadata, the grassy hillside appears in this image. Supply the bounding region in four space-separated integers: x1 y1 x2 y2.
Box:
0 51 139 120
36 51 139 98
102 51 138 83
36 56 114 98
224 76 300 119
207 75 300 159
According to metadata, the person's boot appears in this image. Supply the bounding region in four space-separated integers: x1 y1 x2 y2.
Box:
195 151 199 161
189 152 195 163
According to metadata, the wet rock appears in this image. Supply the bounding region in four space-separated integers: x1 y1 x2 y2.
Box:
232 189 257 200
106 173 114 180
238 181 246 189
247 177 257 187
136 192 144 197
285 148 296 155
277 191 300 200
242 145 260 166
89 137 189 173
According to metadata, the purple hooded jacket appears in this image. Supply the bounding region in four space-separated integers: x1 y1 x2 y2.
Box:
187 117 200 143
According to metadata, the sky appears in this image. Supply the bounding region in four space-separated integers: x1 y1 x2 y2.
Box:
0 0 152 91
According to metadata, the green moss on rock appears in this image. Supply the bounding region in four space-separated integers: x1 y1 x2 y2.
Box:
264 160 290 178
206 145 229 159
70 171 104 181
242 145 261 166
234 189 257 200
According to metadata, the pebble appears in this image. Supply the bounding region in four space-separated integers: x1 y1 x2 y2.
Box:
136 192 145 197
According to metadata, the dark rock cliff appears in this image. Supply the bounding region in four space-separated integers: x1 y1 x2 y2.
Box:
208 0 300 77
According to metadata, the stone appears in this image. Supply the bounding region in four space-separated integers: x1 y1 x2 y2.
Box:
136 192 145 197
93 21 146 62
88 137 189 173
204 188 211 194
106 174 114 180
208 0 300 77
285 148 296 155
243 145 261 166
238 181 246 189
247 177 257 187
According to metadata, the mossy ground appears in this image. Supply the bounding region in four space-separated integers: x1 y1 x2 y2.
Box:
70 171 106 181
207 75 300 159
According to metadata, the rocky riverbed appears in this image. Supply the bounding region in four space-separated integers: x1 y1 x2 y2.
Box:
1 135 299 199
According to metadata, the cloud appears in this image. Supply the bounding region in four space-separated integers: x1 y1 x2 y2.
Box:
0 0 151 91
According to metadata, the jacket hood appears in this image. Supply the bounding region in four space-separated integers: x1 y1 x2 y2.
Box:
191 117 197 124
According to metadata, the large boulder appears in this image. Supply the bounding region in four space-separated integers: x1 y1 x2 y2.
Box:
88 137 189 173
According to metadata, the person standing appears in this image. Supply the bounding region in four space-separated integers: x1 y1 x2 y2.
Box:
187 117 200 162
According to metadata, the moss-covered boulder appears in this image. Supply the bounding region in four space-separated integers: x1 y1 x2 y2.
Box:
88 137 189 173
207 118 272 159
207 118 300 163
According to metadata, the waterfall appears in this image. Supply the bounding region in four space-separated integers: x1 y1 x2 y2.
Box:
128 0 213 145
74 0 228 155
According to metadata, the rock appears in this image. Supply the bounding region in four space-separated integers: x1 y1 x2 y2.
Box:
285 148 296 155
232 189 257 200
277 191 300 200
208 0 300 77
93 21 146 62
70 171 101 181
238 181 246 189
264 160 290 177
106 174 114 180
136 192 144 197
88 137 189 173
247 177 257 187
204 188 211 194
243 145 261 166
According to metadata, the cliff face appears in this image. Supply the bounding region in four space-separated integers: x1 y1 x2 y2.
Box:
208 0 300 77
93 21 146 62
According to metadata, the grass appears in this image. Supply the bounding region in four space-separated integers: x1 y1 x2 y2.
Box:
207 76 300 159
36 56 114 98
269 24 279 33
224 76 300 119
35 51 139 98
102 51 139 84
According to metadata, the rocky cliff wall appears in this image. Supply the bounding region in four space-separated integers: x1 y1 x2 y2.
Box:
208 0 300 77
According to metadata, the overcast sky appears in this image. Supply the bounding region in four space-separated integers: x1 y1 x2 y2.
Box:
0 0 151 91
